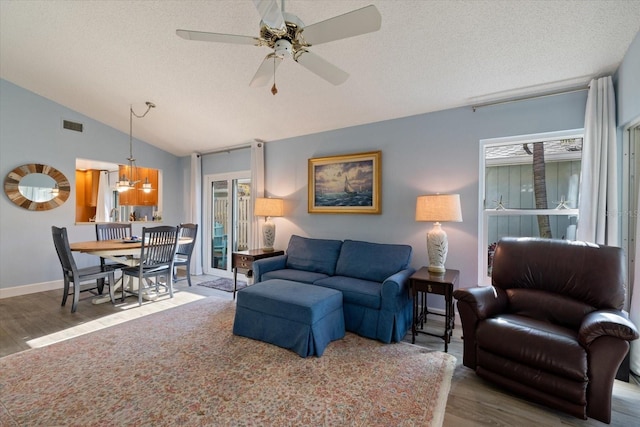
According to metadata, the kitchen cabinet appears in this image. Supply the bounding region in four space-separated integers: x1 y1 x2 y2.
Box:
86 170 99 207
75 169 99 222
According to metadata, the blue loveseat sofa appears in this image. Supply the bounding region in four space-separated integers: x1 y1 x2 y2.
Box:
253 235 415 343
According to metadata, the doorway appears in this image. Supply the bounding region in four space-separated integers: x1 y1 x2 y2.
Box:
204 172 251 276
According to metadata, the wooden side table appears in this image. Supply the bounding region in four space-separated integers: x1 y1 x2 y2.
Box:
232 249 284 299
409 267 459 352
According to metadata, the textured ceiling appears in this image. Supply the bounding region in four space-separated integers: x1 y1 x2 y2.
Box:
1 0 639 156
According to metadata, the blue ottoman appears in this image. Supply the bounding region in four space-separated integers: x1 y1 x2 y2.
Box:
233 279 345 357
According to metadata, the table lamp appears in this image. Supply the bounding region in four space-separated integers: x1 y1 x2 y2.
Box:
415 194 462 273
254 197 284 251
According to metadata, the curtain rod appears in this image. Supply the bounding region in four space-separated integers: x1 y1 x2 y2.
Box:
471 85 589 112
199 143 252 156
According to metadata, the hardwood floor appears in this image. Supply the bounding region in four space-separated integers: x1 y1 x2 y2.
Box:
1 274 638 426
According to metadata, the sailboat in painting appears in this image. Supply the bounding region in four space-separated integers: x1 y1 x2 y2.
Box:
344 176 357 196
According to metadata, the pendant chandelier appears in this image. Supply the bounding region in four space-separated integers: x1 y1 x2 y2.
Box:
116 101 156 192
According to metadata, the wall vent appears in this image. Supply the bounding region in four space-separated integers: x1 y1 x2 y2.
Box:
62 120 83 132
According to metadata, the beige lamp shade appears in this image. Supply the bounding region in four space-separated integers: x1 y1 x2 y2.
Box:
415 194 462 273
254 198 284 217
415 194 462 223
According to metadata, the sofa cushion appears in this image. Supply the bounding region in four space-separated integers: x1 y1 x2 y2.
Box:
285 235 343 276
314 276 382 309
262 269 329 284
335 240 412 282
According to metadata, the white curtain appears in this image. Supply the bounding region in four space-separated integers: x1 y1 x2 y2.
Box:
250 141 265 250
186 153 203 275
95 171 111 222
576 76 618 245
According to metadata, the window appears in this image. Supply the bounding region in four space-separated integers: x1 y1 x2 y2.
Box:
479 129 584 284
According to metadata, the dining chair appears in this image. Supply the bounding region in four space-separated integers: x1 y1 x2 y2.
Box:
95 223 132 290
95 222 132 240
122 226 179 306
51 226 116 313
173 223 198 286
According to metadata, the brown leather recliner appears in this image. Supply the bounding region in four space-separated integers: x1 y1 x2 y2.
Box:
453 237 639 424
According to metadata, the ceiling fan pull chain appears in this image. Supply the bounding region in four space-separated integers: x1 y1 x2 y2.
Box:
271 55 278 95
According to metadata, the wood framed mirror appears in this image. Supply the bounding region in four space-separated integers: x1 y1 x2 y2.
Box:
4 163 70 211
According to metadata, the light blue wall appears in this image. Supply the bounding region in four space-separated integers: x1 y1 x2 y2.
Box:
254 91 588 289
616 30 640 127
0 80 604 294
5 29 638 296
0 79 183 290
202 148 251 176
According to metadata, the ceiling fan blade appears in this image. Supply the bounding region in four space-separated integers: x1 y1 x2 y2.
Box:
176 29 259 45
302 5 382 46
252 0 285 31
295 50 349 85
249 54 283 87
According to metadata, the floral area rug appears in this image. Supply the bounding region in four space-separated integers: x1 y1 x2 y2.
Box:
197 277 247 292
0 297 456 426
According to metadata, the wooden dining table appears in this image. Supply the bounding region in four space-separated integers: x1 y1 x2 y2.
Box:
70 237 191 304
70 239 143 261
70 239 145 304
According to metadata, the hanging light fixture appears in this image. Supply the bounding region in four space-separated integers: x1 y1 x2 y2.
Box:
142 177 153 193
116 101 156 192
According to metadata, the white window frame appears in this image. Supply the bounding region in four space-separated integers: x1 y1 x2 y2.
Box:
622 118 640 310
204 171 251 277
478 129 584 285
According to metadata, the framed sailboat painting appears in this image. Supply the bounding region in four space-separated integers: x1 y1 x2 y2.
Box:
308 151 381 214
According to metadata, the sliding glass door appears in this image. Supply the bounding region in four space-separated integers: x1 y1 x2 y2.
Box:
204 172 251 276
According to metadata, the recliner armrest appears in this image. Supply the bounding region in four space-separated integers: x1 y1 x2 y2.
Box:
381 268 416 311
578 309 640 346
252 255 287 282
453 286 508 320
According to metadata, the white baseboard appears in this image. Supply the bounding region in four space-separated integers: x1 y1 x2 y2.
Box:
0 280 63 299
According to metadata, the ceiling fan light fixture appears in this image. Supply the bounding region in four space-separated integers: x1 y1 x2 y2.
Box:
274 39 292 57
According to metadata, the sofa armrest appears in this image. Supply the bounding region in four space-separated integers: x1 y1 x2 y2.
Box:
381 268 416 311
578 309 640 346
453 286 508 320
253 255 287 282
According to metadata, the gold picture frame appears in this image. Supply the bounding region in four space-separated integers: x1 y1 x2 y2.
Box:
308 151 381 214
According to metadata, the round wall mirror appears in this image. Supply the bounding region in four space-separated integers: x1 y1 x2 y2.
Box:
4 164 70 211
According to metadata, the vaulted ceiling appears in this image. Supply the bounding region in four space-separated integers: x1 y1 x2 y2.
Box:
1 1 639 156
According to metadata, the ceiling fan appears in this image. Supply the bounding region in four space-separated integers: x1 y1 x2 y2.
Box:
176 0 381 93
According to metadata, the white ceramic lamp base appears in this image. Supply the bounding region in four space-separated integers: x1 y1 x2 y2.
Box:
262 218 276 251
427 222 448 273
